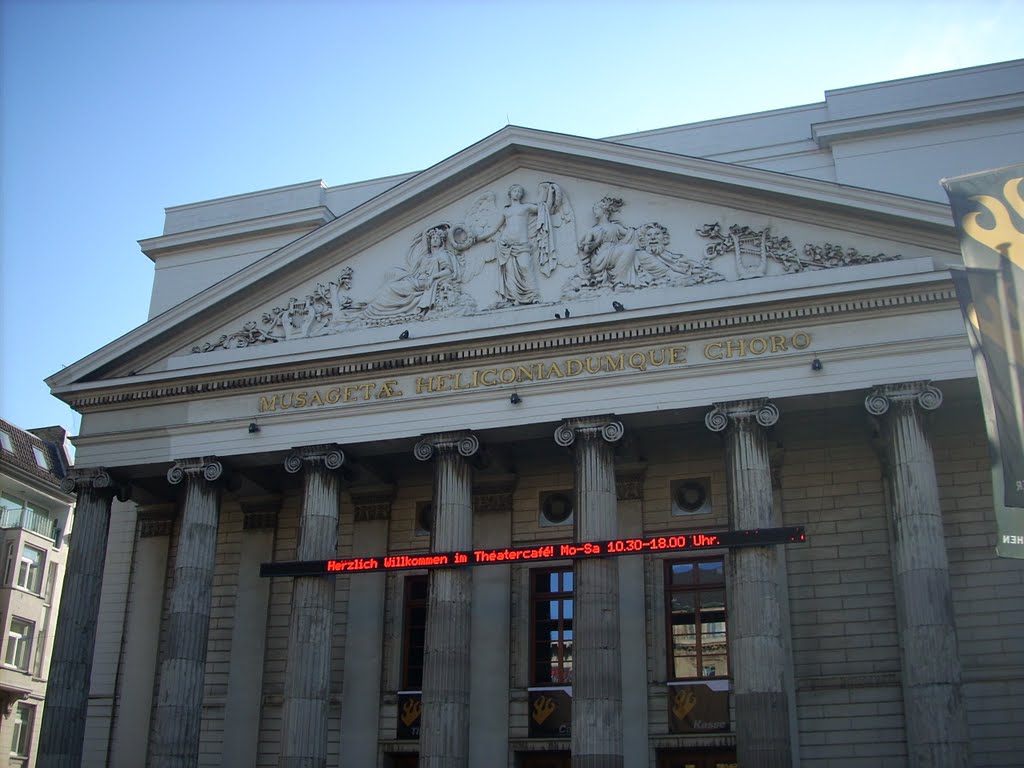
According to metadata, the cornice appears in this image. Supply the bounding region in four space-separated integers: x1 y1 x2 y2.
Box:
812 93 1024 148
139 206 336 260
49 126 956 392
56 280 958 412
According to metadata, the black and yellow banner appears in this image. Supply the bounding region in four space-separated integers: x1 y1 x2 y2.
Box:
943 166 1024 558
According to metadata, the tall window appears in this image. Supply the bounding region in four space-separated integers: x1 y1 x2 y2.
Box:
5 618 34 671
10 702 33 757
17 545 45 594
531 568 574 685
401 575 428 689
665 558 728 679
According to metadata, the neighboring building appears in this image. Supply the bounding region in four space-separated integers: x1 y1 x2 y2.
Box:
0 420 74 767
42 60 1023 767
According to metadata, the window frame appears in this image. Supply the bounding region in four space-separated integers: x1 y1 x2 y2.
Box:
529 566 574 686
664 556 729 681
400 574 428 690
16 544 45 594
5 618 34 672
10 702 33 757
31 446 49 469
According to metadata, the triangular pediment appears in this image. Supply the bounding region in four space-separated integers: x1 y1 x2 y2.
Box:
48 126 958 397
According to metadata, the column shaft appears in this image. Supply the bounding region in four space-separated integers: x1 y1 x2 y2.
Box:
556 418 623 768
707 401 792 767
150 458 223 768
280 446 344 768
38 470 119 768
415 433 477 768
867 383 970 766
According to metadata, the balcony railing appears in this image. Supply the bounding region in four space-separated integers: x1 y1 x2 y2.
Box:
0 507 58 540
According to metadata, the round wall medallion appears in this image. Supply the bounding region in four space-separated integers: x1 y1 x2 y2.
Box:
675 481 708 514
542 492 574 525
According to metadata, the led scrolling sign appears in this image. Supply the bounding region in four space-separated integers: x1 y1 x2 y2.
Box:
259 526 806 578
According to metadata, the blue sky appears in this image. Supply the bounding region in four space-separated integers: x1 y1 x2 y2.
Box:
2 0 1023 442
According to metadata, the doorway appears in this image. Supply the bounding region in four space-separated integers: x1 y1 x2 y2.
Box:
518 751 571 768
657 749 737 768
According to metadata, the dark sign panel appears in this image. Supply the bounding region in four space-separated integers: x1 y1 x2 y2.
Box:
668 682 729 733
528 688 572 738
944 165 1024 558
261 527 805 577
396 693 421 740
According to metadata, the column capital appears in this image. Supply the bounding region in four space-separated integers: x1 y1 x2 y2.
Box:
60 466 129 500
553 415 624 447
413 431 480 461
705 398 779 432
167 456 224 485
284 444 346 474
864 381 943 416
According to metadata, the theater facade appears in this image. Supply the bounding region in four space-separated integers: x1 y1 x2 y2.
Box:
42 61 1024 767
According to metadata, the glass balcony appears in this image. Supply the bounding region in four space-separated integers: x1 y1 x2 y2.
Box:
0 507 58 540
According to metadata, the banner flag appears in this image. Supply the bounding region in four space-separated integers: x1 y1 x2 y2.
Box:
943 166 1024 558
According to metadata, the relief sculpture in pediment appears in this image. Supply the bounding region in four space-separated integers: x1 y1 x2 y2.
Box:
450 182 577 307
192 182 902 354
361 224 477 326
697 223 900 276
572 196 724 293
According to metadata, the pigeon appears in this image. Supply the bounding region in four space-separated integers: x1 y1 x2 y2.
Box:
399 330 410 340
564 308 570 318
612 301 625 312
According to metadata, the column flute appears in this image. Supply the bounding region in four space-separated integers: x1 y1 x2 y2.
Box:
150 457 224 768
555 416 624 768
866 382 970 766
414 431 479 768
706 399 793 767
38 468 126 768
279 444 346 768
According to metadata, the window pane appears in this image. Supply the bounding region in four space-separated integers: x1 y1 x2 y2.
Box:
402 576 428 689
0 494 22 513
17 545 44 593
531 568 573 685
670 562 696 585
698 559 725 584
673 654 698 678
666 558 728 681
5 619 32 670
11 703 33 757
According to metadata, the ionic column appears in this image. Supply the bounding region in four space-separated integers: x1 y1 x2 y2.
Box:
38 468 125 768
279 445 346 768
150 457 224 768
223 498 280 768
554 416 624 768
705 400 792 767
414 432 479 768
865 383 970 766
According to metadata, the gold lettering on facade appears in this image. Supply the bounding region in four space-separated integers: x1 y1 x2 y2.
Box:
256 333 812 413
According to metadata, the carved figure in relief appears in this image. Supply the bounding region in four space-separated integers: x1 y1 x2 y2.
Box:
577 198 711 290
453 182 575 306
191 268 353 352
635 223 725 287
579 196 640 287
363 225 467 322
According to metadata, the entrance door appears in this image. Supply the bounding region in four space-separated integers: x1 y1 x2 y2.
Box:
519 752 571 768
658 749 737 768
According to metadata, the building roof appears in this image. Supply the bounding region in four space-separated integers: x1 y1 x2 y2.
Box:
0 418 73 491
